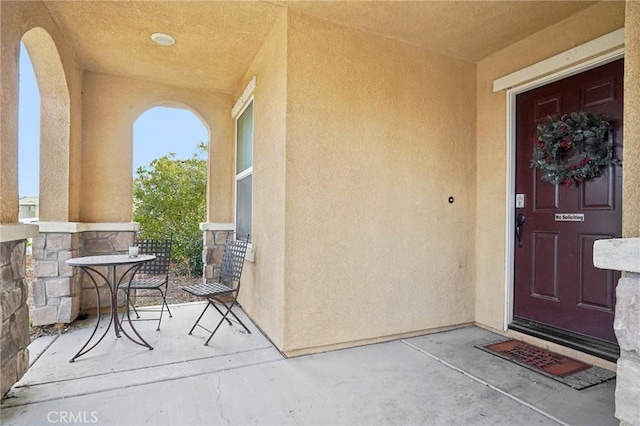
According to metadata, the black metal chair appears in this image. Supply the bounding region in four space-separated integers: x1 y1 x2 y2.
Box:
119 237 173 331
182 232 250 345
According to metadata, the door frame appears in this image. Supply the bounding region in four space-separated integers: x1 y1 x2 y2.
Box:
501 42 625 331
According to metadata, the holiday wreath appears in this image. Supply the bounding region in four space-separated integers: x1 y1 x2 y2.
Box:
531 111 618 188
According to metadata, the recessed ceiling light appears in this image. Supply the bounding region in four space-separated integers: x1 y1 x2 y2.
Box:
151 32 175 46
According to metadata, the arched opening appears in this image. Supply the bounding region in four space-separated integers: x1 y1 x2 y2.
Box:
18 41 40 225
132 106 209 304
18 38 41 345
21 27 71 222
20 28 73 330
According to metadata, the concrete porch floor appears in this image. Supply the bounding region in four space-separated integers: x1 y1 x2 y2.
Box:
1 302 616 425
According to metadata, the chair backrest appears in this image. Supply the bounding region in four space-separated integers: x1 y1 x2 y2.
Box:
219 233 248 283
135 237 172 276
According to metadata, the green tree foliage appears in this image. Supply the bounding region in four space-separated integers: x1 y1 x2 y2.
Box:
133 143 207 275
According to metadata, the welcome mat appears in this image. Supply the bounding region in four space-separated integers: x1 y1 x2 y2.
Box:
477 339 616 390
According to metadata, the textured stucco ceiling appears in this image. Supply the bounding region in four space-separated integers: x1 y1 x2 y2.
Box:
44 1 283 94
44 1 600 94
282 1 601 62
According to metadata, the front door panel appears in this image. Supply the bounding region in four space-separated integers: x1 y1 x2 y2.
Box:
514 59 623 343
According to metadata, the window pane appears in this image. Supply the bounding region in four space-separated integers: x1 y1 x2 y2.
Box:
236 101 253 174
236 174 252 239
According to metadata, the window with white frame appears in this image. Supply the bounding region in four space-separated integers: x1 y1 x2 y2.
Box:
235 100 253 241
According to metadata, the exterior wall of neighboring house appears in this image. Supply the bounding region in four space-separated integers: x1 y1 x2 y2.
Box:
80 72 234 223
474 2 627 332
18 197 39 221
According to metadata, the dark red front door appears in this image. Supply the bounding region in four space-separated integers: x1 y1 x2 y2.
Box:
514 59 623 344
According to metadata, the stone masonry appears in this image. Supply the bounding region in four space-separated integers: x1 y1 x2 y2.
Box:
1 240 30 397
31 230 135 326
594 238 640 426
614 274 640 426
202 230 229 282
31 233 81 326
1 226 136 397
80 231 134 312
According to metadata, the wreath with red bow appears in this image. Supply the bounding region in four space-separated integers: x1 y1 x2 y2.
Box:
531 112 618 188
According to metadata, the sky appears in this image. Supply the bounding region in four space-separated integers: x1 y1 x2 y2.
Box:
18 42 208 197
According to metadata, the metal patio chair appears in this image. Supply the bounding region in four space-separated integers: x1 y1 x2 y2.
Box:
119 237 173 330
181 232 250 345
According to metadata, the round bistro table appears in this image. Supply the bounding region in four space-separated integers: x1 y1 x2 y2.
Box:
66 254 156 362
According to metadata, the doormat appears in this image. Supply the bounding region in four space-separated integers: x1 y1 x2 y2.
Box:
477 339 616 390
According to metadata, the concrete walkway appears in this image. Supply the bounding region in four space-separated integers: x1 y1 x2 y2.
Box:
1 303 616 425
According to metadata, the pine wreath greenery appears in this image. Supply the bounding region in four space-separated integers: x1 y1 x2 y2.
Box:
531 111 618 188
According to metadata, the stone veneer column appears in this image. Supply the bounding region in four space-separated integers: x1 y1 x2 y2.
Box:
31 223 138 325
201 223 235 282
1 224 38 397
594 238 640 426
31 232 82 325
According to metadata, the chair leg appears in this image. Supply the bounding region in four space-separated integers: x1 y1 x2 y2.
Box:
155 296 163 331
204 301 234 346
211 298 251 334
225 307 252 334
211 302 233 326
119 289 139 324
129 295 141 319
161 284 173 318
154 287 173 331
188 302 211 335
204 299 251 345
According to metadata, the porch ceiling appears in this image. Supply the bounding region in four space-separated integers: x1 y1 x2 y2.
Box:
43 1 600 94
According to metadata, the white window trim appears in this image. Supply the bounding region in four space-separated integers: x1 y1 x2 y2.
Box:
233 84 255 259
498 34 625 331
233 95 255 233
232 76 257 118
236 167 253 181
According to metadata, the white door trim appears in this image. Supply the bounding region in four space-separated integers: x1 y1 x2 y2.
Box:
494 28 624 92
501 48 625 331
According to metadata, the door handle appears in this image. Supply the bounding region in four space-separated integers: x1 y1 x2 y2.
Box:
515 214 526 248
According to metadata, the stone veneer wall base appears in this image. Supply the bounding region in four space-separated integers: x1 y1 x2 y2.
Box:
1 240 30 397
594 238 640 426
1 223 138 398
31 230 136 325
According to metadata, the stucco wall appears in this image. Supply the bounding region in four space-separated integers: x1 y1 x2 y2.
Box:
282 13 477 355
0 1 82 224
81 73 233 223
475 2 626 331
22 28 70 223
623 1 640 237
235 11 288 348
